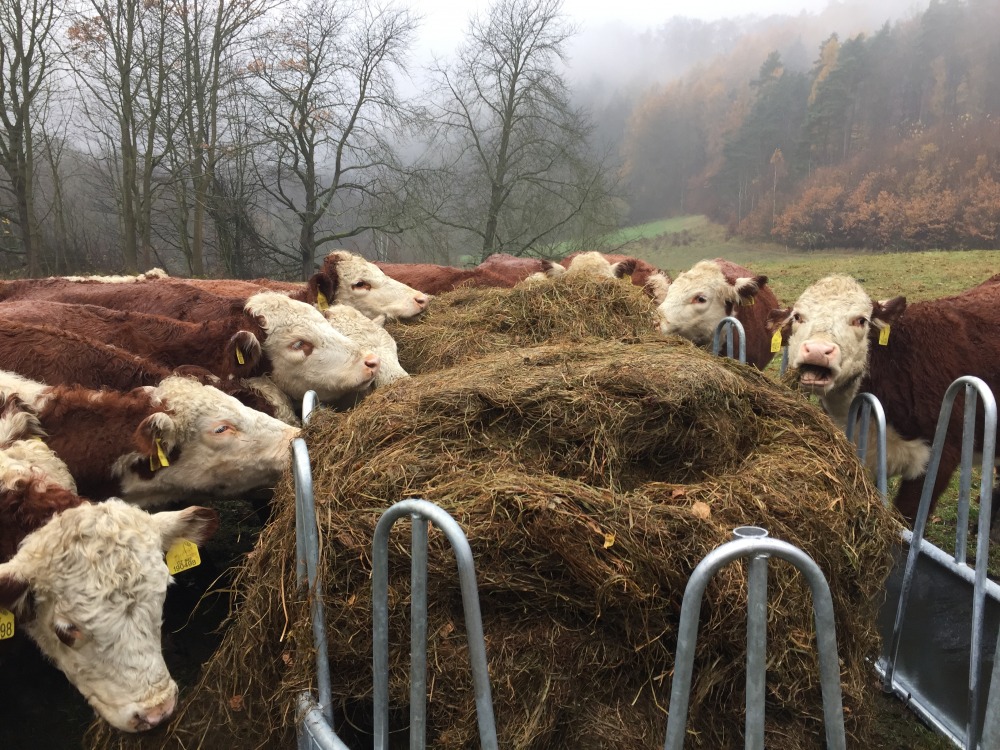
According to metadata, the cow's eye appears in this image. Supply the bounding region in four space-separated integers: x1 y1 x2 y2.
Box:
852 316 868 327
54 620 83 648
290 340 315 356
691 294 707 304
213 424 232 434
351 280 371 291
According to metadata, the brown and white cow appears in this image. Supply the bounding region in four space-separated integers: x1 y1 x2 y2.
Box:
0 293 380 403
308 250 430 319
561 250 636 279
322 304 408 387
375 255 565 294
0 395 220 731
0 371 299 508
767 274 1000 521
559 251 664 293
0 493 219 731
655 258 778 370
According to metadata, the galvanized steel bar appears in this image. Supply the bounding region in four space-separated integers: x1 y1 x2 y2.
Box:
779 344 789 376
302 390 319 424
373 498 498 750
297 694 353 750
711 316 747 364
881 375 997 750
663 534 846 750
981 621 1000 749
733 527 769 750
845 392 889 505
410 516 429 749
292 437 334 727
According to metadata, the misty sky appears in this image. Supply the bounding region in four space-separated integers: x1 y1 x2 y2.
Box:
411 0 832 58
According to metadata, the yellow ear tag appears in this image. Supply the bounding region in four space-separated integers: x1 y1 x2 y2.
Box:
155 438 170 468
235 346 245 365
770 330 783 353
166 540 201 575
878 325 891 346
0 608 14 640
315 290 329 311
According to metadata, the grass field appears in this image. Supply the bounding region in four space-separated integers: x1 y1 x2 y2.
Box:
612 216 1000 750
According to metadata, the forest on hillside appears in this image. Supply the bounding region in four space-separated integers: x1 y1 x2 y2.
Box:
622 0 1000 250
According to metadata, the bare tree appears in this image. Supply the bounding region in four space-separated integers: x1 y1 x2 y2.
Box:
421 0 618 262
247 0 419 280
0 0 61 276
168 0 275 275
67 0 172 273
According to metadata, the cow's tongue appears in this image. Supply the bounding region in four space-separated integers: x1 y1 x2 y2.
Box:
799 365 832 386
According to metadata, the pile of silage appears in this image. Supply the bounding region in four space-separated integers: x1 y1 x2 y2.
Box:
88 338 901 750
385 273 666 374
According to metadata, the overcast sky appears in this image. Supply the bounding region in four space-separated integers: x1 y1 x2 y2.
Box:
411 0 833 59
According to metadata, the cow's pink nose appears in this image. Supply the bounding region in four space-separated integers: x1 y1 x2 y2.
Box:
802 341 835 357
415 294 429 308
364 353 381 373
134 695 176 731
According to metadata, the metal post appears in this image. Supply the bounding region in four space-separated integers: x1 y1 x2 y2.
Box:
845 392 889 505
711 316 747 364
734 526 769 750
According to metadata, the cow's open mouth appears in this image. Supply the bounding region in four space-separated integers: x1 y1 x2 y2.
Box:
798 364 833 389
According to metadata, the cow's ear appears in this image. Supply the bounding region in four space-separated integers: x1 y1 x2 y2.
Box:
872 296 906 326
735 275 767 303
0 565 30 613
305 272 337 310
766 307 793 333
542 260 566 278
612 258 638 279
135 412 178 466
645 273 671 305
227 331 263 376
156 506 220 551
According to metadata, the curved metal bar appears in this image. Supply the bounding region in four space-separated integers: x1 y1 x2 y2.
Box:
845 392 889 505
292 437 333 727
663 535 846 750
711 316 747 364
882 375 997 749
372 498 498 750
302 390 319 425
779 344 789 376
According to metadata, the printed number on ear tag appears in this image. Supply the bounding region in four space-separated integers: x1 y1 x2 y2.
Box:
0 608 14 640
166 540 201 575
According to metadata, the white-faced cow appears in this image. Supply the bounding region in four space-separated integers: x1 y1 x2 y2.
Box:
656 258 778 370
0 371 300 508
308 250 430 320
322 304 408 387
767 273 1000 522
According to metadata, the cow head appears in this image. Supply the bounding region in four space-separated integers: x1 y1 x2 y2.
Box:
656 260 767 342
308 250 429 320
564 251 634 279
0 499 219 732
115 376 300 507
767 274 906 401
245 292 381 401
323 304 408 387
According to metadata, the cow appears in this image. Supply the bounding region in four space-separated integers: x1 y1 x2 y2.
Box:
767 273 1000 522
655 258 778 370
0 294 381 403
0 489 219 731
561 250 637 279
0 318 298 422
559 251 664 293
307 250 430 319
0 371 300 508
375 255 565 295
322 304 408 387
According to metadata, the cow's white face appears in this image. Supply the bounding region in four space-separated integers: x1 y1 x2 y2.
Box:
329 251 429 320
247 292 381 401
114 376 299 507
323 304 408 387
564 251 624 278
656 260 758 343
0 500 218 732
